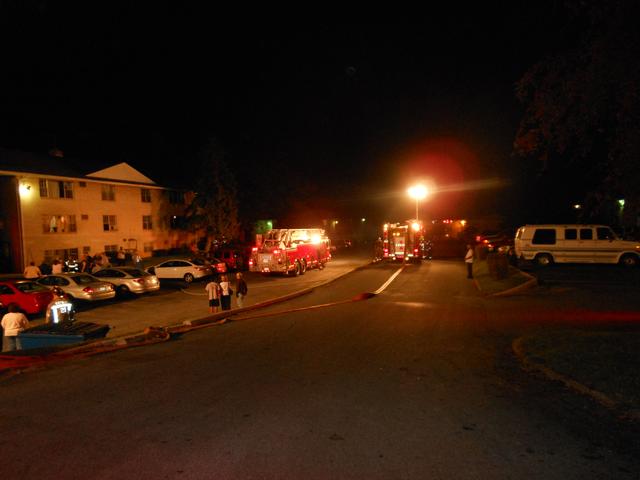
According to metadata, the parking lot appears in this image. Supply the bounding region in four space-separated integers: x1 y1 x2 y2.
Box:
520 261 640 287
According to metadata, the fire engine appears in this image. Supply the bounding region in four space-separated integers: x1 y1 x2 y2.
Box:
381 220 430 262
249 228 331 276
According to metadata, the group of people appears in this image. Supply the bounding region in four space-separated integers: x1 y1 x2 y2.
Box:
205 272 248 313
24 249 143 280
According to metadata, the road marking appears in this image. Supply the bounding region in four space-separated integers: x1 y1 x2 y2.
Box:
373 267 404 295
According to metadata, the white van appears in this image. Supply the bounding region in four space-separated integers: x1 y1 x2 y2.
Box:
515 224 640 267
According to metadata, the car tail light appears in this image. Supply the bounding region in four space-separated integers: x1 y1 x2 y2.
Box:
414 248 419 253
249 259 254 266
83 287 94 294
252 247 258 252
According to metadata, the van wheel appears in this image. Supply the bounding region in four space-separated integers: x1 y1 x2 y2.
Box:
619 254 639 268
535 253 553 267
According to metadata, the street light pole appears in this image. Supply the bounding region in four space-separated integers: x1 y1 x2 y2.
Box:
407 184 429 221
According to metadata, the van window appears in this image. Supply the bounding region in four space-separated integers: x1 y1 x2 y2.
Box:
580 228 593 240
532 229 556 245
597 227 615 240
565 229 577 240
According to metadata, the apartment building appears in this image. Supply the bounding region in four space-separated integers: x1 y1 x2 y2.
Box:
0 148 197 273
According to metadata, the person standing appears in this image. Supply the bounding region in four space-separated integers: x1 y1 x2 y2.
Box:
117 247 126 266
51 259 63 274
205 277 220 314
465 244 475 279
133 252 142 269
79 255 89 273
39 260 52 275
218 274 232 311
23 261 42 279
45 288 75 324
235 272 248 308
1 303 30 352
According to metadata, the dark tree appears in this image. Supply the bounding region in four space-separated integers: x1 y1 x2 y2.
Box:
186 138 240 246
514 1 640 225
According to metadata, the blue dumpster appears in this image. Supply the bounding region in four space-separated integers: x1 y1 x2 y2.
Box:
18 322 110 350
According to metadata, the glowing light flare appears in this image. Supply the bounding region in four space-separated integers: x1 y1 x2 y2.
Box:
19 183 32 197
407 184 429 200
411 222 421 232
311 234 322 244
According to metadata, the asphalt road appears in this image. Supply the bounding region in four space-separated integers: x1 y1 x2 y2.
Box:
1 260 638 479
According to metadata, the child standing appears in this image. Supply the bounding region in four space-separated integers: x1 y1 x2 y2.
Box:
205 277 220 313
219 274 232 311
235 272 248 308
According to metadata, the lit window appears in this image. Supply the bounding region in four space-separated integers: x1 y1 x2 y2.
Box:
39 179 73 199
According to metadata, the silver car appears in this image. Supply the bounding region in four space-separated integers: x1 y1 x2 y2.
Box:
92 267 160 295
37 273 116 302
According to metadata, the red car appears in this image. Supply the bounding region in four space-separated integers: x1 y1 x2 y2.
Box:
0 280 54 316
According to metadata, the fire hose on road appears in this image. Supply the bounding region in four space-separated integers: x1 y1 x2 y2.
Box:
0 267 405 377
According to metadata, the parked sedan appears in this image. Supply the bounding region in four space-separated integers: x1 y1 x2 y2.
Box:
201 257 228 274
92 267 160 295
147 259 213 283
0 280 54 315
37 273 116 302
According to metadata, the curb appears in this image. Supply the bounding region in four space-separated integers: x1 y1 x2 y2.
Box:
489 269 538 297
512 336 640 422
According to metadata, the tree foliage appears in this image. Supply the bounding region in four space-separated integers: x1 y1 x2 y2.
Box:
514 1 640 224
186 138 240 243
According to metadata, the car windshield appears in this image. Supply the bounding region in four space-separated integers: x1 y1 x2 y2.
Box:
15 281 50 293
122 268 148 277
72 275 98 285
189 258 208 266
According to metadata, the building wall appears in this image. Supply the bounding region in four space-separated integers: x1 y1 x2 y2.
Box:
17 175 195 267
0 176 22 272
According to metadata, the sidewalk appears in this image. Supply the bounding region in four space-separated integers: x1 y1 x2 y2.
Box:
22 254 374 341
472 257 640 422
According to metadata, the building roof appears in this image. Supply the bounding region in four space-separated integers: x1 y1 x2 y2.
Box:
0 147 159 187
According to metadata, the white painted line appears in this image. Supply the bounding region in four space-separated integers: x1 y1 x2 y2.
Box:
373 267 404 295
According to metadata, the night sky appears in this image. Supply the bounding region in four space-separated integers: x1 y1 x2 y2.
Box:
1 5 573 227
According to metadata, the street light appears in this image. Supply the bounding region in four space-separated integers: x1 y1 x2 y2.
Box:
407 184 429 220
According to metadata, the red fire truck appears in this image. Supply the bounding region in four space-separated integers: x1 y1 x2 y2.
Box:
381 220 430 262
249 228 331 276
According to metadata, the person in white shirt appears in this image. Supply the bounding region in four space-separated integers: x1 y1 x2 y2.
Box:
218 275 232 311
465 244 475 279
23 261 42 279
52 259 63 274
1 303 30 351
204 278 220 313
